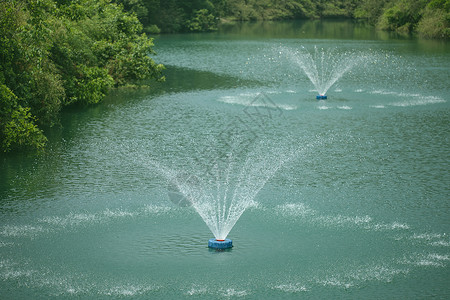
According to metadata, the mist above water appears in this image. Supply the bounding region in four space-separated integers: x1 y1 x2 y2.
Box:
282 46 366 96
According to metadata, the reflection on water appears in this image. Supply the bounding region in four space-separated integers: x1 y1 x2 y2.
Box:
218 19 398 40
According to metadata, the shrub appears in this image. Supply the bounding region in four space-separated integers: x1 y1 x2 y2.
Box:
0 85 47 152
417 1 450 38
185 9 217 31
0 0 164 152
378 0 428 33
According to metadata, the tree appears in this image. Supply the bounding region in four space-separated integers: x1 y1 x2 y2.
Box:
0 84 47 152
186 9 218 31
0 0 164 152
417 0 450 38
378 0 427 33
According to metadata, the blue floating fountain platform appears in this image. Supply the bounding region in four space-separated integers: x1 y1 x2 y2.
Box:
316 95 327 100
208 238 233 249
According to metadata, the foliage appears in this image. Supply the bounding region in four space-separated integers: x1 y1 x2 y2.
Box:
378 0 427 33
417 0 450 38
0 0 164 153
186 9 218 32
119 0 447 37
354 0 391 24
0 85 47 152
316 0 357 17
3 106 48 152
69 66 114 105
354 0 449 37
114 0 217 32
217 0 319 21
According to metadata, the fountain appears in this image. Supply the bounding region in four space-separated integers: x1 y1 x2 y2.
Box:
150 139 297 249
283 46 363 100
208 238 233 249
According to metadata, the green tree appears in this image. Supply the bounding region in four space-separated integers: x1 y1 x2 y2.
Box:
378 0 427 33
0 85 47 152
417 0 450 38
0 0 164 152
186 9 218 31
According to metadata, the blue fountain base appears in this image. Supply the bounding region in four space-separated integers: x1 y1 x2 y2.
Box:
208 238 233 249
316 95 327 100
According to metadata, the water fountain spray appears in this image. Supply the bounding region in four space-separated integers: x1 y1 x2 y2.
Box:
150 139 297 249
283 46 363 100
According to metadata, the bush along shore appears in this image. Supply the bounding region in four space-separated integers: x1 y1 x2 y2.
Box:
0 0 164 153
118 0 449 38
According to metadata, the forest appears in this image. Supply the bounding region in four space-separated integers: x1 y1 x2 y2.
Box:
0 0 448 152
118 0 449 38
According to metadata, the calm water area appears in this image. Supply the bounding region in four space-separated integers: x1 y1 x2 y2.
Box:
1 20 449 299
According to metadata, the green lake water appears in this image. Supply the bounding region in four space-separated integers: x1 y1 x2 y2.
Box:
1 20 449 299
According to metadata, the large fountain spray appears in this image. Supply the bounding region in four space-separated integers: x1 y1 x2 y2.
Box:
151 139 297 249
283 46 363 99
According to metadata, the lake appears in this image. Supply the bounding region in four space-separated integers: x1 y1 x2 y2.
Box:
1 20 449 299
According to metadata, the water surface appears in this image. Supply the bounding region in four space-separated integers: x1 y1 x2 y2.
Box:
1 20 449 299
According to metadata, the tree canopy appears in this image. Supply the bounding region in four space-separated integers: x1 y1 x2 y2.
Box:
0 0 164 152
117 0 448 38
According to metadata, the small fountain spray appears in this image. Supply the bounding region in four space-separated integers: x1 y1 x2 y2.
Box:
283 46 363 100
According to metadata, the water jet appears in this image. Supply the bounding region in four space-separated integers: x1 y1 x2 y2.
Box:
283 46 363 100
151 139 297 249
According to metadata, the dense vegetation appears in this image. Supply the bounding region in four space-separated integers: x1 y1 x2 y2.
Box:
1 0 448 153
357 0 449 38
115 0 358 33
118 0 449 38
0 0 164 152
